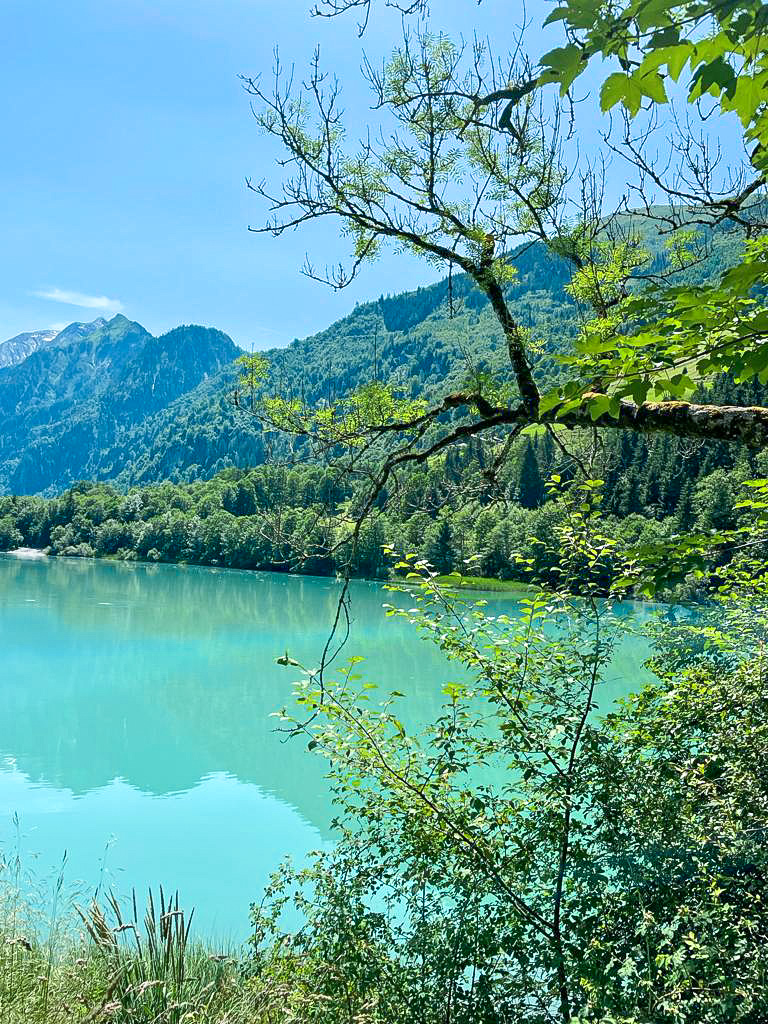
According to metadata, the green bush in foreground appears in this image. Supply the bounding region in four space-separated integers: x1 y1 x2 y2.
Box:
247 490 768 1024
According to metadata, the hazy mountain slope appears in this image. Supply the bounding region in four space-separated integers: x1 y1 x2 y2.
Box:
0 316 239 494
0 328 60 368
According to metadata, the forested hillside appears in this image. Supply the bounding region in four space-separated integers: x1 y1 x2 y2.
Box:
2 371 764 592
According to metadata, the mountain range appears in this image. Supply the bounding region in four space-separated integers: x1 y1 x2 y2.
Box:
0 327 62 369
0 315 242 494
0 226 743 496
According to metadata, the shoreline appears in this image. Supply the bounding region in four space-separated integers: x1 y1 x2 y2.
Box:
1 547 536 597
7 546 48 559
0 549 683 607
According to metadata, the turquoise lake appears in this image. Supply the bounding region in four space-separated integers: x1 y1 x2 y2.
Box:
0 555 664 944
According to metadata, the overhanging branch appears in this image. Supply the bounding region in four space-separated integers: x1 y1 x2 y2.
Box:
389 391 768 448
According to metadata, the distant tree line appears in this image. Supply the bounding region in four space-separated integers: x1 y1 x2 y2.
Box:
2 376 765 593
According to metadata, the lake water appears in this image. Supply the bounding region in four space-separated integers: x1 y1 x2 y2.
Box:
0 555 663 944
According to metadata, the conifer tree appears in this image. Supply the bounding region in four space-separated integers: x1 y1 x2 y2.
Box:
426 518 457 574
518 441 544 510
675 480 695 533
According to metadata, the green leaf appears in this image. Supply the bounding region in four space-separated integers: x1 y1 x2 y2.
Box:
538 389 563 414
587 394 615 421
600 73 628 112
648 26 681 48
690 55 738 100
621 77 646 116
543 6 569 26
634 0 675 31
540 44 585 94
634 69 668 104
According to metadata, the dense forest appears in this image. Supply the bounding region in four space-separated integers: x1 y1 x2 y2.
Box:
2 369 765 591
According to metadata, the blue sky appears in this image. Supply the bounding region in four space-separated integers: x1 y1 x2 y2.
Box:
1 0 570 347
1 1 740 349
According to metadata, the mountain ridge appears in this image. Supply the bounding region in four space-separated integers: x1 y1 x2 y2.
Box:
0 315 240 494
0 328 60 369
0 224 745 496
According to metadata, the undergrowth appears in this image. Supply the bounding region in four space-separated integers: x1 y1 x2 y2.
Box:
0 854 256 1024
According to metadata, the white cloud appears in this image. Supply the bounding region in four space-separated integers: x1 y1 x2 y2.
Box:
33 288 124 313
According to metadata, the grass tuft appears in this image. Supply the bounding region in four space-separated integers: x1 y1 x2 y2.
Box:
0 864 256 1024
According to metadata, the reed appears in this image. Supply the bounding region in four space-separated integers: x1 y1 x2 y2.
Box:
0 869 256 1024
77 886 235 1023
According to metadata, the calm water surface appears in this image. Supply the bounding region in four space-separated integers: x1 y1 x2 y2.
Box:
0 555 663 942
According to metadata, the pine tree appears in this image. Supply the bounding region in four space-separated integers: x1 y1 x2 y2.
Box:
426 519 457 574
518 441 544 509
674 481 695 532
616 470 643 517
537 430 556 480
658 455 684 515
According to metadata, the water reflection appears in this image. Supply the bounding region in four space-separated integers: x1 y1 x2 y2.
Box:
0 558 460 821
0 556 666 939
